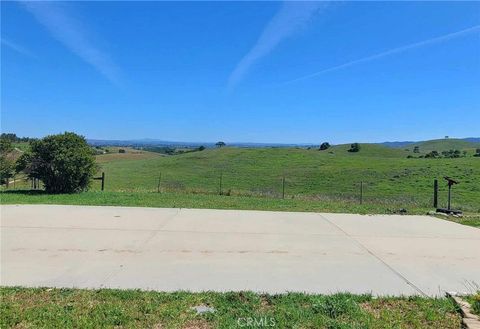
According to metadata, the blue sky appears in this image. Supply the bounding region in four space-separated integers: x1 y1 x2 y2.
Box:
1 1 479 144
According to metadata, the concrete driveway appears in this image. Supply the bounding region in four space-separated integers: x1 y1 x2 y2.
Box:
1 205 479 296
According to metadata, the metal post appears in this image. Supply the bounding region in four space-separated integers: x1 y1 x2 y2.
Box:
447 183 451 211
360 181 363 205
282 175 285 199
157 173 162 193
101 172 105 191
433 179 438 208
219 172 223 195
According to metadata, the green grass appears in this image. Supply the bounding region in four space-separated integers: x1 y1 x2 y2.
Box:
0 190 441 215
409 138 480 153
3 143 479 215
466 292 480 316
90 145 480 213
0 287 462 329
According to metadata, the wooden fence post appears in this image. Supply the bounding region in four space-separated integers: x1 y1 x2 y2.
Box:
101 172 105 191
433 179 438 208
282 175 285 199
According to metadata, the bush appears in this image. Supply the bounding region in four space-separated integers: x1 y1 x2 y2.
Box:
18 132 97 193
425 150 440 158
348 143 360 153
413 146 420 153
118 149 126 153
319 142 331 151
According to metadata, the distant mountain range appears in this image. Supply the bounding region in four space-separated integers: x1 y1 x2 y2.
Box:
87 137 480 149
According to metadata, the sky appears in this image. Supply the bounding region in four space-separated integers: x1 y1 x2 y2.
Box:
1 1 479 144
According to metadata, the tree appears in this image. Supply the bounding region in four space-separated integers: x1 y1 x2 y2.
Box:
198 145 206 151
18 132 97 193
413 146 420 153
0 138 15 185
348 143 360 153
118 149 126 153
215 141 226 148
425 150 440 158
474 148 480 157
319 142 331 151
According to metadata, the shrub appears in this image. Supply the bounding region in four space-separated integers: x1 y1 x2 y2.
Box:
413 146 420 153
319 142 331 151
17 132 97 193
118 149 126 153
348 143 360 153
425 150 440 158
198 145 206 151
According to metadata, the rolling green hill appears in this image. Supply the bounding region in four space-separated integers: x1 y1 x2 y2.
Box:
408 138 480 153
84 144 480 212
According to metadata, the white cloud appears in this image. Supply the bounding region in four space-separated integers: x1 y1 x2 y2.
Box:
1 37 35 57
21 1 122 86
284 24 480 84
228 1 326 90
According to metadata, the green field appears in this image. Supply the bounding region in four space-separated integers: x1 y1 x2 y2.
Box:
0 287 462 329
90 144 479 212
3 141 479 215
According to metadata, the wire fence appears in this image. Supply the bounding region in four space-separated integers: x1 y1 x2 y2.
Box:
2 170 478 212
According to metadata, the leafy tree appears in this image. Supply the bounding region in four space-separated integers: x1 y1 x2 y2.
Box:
198 145 206 151
0 138 15 185
215 141 226 148
17 132 97 193
413 146 420 153
118 149 126 153
348 143 360 153
474 148 480 157
319 142 331 151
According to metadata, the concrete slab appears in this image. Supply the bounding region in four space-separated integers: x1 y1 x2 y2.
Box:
1 205 479 296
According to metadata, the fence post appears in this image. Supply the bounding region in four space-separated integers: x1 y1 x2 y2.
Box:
433 179 438 208
157 173 162 193
101 172 105 191
360 181 363 205
282 175 285 199
219 172 223 195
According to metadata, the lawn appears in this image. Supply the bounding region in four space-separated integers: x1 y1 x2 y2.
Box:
0 287 462 329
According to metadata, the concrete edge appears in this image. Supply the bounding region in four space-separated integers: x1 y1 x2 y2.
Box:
446 292 480 329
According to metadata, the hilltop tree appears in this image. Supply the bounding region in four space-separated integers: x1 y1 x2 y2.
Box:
0 138 15 185
348 143 360 153
319 142 331 151
17 132 97 193
215 141 226 148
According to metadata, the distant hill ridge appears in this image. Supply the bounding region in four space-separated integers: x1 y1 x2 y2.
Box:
88 137 480 150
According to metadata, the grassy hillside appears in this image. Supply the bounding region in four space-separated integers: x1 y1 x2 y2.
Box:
409 138 480 153
3 143 478 213
84 144 480 212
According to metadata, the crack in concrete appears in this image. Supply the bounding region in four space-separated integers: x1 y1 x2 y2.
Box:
318 213 428 297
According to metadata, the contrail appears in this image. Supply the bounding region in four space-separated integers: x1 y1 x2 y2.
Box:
228 1 326 91
283 25 480 85
21 1 123 86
